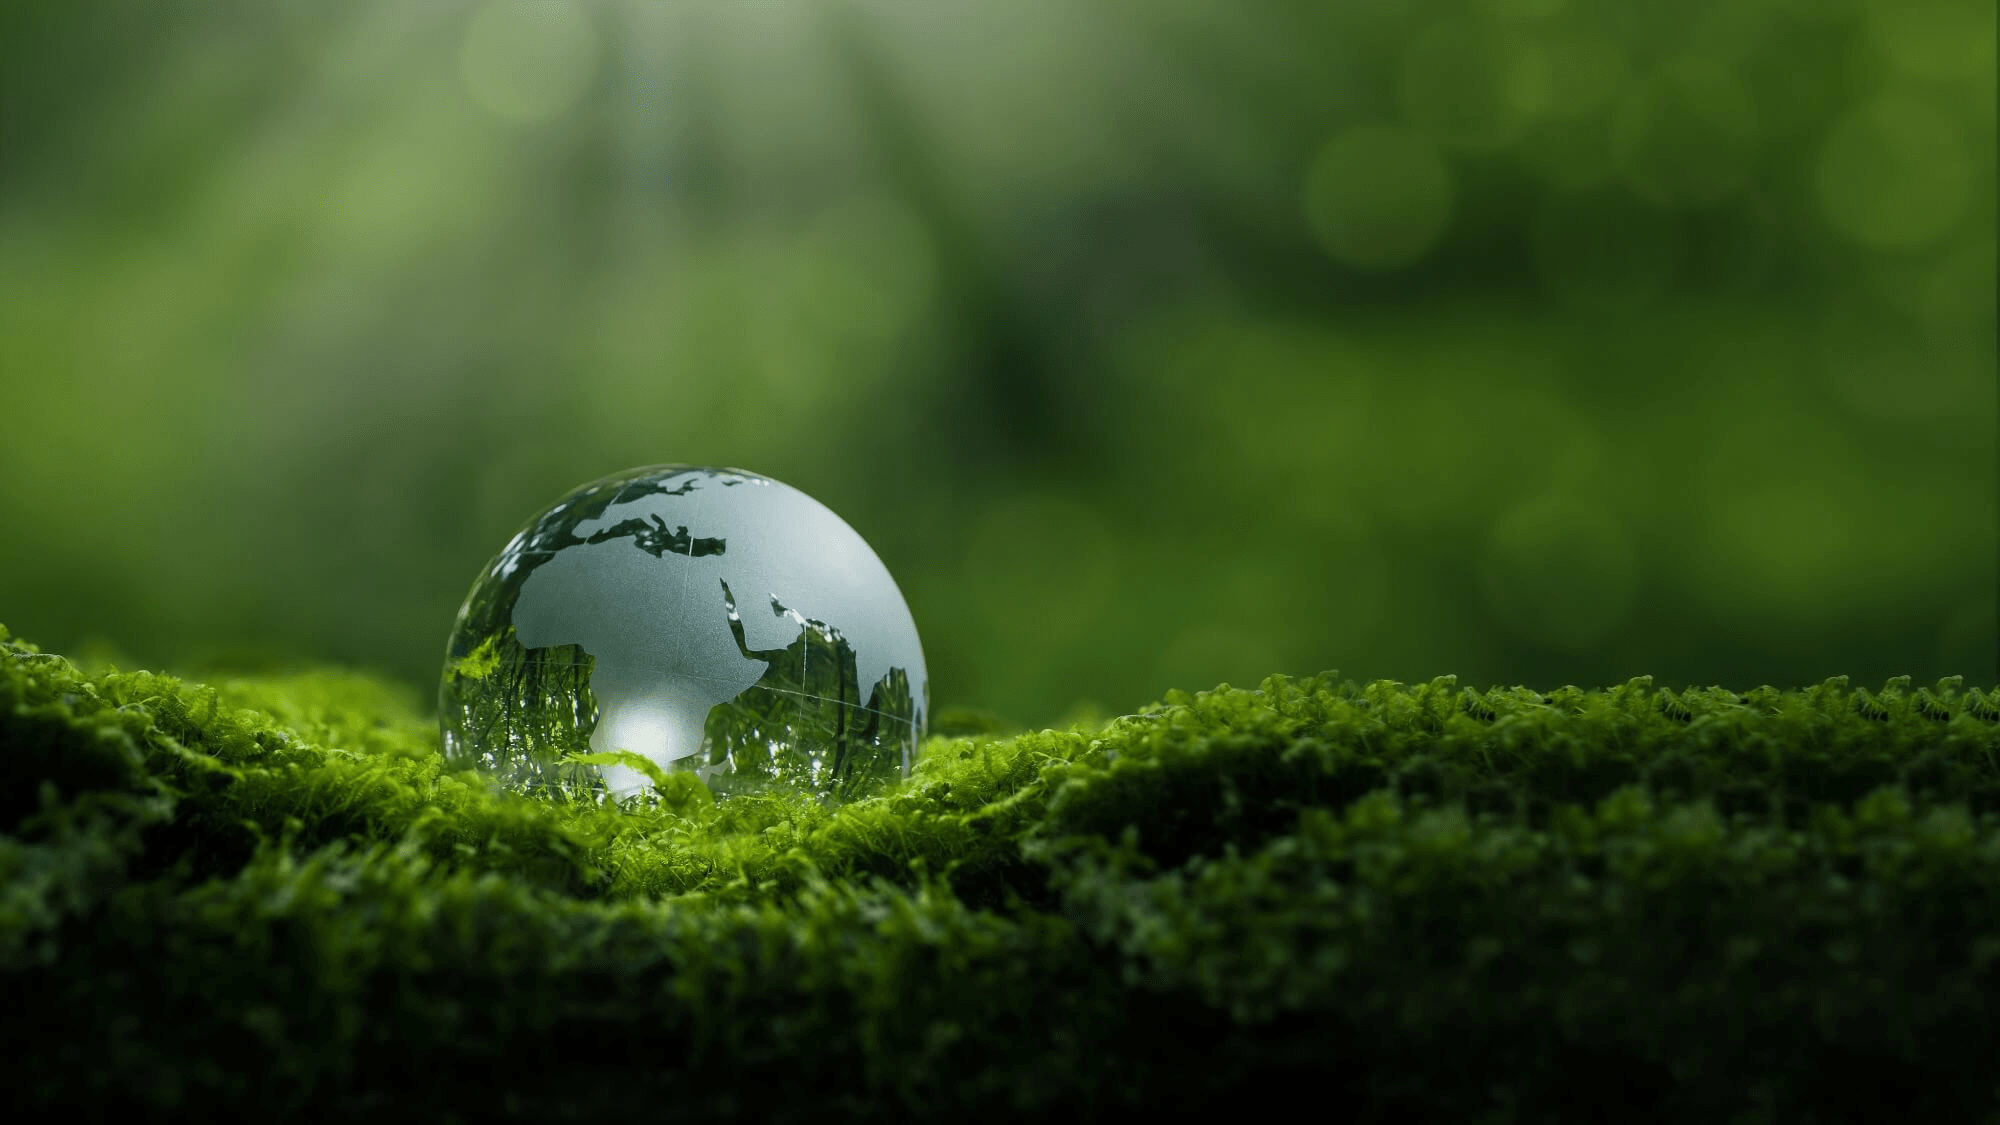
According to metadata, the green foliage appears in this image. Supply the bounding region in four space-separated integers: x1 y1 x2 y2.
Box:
2 0 1992 727
3 622 1998 1120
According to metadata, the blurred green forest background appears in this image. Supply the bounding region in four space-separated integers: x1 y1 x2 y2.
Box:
0 0 1992 728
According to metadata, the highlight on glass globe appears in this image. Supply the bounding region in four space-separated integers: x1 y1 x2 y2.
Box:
439 465 927 805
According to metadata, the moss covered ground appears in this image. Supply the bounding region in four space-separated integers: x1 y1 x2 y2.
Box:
3 621 1997 1122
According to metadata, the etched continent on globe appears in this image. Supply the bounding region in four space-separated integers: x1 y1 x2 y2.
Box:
439 466 927 804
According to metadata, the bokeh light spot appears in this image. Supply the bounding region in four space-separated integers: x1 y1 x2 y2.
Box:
1398 21 1547 152
1479 495 1638 651
1815 97 1971 250
1866 0 1997 82
1302 125 1453 269
1689 400 1889 629
1510 36 1627 189
461 1 597 124
1704 479 1864 626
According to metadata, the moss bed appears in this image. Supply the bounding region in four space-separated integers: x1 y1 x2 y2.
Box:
3 622 1997 1121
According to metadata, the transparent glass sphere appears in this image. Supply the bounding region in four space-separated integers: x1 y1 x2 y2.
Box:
440 466 927 804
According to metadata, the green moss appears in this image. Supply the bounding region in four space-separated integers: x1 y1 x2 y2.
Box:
2 620 1997 1121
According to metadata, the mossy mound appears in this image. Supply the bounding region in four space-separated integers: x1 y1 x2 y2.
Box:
3 623 1996 1122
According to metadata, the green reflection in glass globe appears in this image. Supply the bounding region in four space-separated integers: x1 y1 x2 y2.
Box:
440 465 927 805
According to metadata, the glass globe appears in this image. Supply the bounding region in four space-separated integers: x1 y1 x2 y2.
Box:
440 465 927 804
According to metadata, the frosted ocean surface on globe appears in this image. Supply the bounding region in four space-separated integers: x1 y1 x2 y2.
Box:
439 466 927 804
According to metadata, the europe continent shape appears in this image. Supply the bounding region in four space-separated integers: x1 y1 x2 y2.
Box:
439 466 927 803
